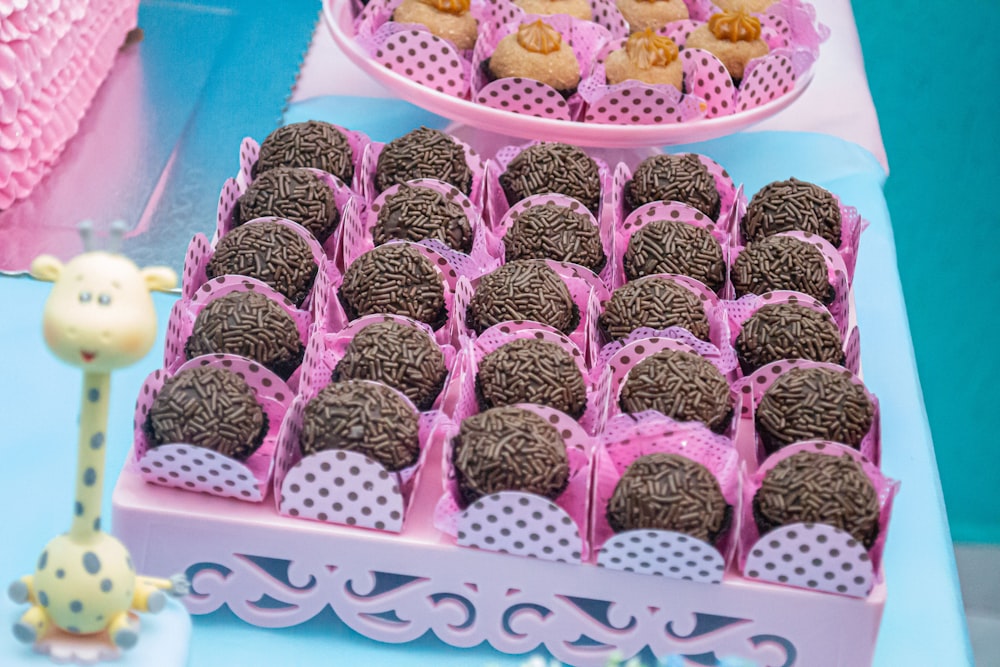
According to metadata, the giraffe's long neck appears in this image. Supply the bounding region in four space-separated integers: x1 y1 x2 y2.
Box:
69 371 110 542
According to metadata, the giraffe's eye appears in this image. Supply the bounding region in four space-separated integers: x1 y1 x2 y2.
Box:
98 293 112 306
79 291 92 303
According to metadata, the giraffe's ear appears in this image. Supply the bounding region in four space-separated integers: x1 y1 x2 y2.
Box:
31 255 64 282
141 266 178 292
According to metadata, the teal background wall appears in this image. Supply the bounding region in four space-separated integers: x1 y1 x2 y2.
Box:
853 2 1000 543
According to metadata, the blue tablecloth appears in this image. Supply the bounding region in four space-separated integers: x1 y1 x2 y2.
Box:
0 110 972 665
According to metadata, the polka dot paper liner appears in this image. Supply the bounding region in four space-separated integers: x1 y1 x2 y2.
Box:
237 127 370 196
743 523 874 597
131 354 293 502
734 360 881 465
596 530 726 583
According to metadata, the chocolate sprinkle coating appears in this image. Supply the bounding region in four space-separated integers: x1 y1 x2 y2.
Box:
256 121 354 185
754 451 879 548
375 127 473 195
476 338 587 419
467 260 579 335
147 366 267 461
500 143 601 214
599 276 710 342
238 167 339 244
607 453 729 543
300 381 420 471
732 235 834 304
623 219 726 292
756 367 874 454
736 303 844 374
340 244 447 328
332 321 447 411
619 349 732 433
374 184 472 252
625 154 721 218
185 291 304 380
453 406 569 505
504 203 606 273
743 178 842 247
206 221 318 307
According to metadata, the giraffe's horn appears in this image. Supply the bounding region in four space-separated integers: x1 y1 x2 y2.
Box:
78 220 95 252
108 220 128 253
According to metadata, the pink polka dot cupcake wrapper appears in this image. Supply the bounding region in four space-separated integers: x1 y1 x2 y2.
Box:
182 218 329 313
235 128 370 196
729 230 853 330
762 0 830 56
130 354 294 503
347 178 495 271
613 199 732 294
486 192 615 287
163 275 312 390
360 134 486 208
595 273 735 374
591 413 739 575
724 290 860 376
298 313 459 414
471 12 610 122
739 441 898 597
486 142 612 243
434 402 593 563
273 386 449 533
733 359 881 467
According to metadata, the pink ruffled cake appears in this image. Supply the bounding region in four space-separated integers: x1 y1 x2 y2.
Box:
0 0 139 209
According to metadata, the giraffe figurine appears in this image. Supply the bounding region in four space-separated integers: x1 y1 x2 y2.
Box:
7 222 188 653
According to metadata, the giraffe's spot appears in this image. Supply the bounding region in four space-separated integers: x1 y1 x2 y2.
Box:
90 433 104 449
93 517 101 531
70 600 83 613
75 502 84 516
83 552 101 575
83 468 97 486
88 388 100 402
101 579 113 593
38 591 48 607
56 569 65 579
38 551 48 570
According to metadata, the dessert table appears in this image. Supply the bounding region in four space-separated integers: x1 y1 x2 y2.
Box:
0 0 972 665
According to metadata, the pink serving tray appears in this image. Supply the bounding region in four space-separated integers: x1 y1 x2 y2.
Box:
322 0 814 148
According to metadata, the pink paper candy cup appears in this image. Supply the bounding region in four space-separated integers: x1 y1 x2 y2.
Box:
131 354 293 503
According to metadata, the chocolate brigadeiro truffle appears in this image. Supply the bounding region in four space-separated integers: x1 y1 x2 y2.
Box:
625 154 721 218
332 321 447 411
754 450 879 548
599 276 710 342
374 184 472 253
736 302 844 374
467 260 579 335
504 202 606 273
340 243 447 328
300 381 420 471
185 291 304 381
238 167 339 244
732 235 834 304
452 406 570 506
487 20 581 96
375 127 473 195
756 366 874 455
206 221 318 307
619 349 732 433
743 178 842 247
255 121 354 185
623 219 726 292
500 142 601 214
147 366 267 461
477 338 587 419
607 453 729 543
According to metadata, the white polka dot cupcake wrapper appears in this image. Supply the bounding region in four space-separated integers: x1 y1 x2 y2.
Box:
597 529 725 584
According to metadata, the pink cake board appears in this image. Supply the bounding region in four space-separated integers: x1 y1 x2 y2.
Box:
113 457 886 666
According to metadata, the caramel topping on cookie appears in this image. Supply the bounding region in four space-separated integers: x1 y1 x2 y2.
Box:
625 28 680 68
708 10 762 42
419 0 470 13
517 20 564 54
